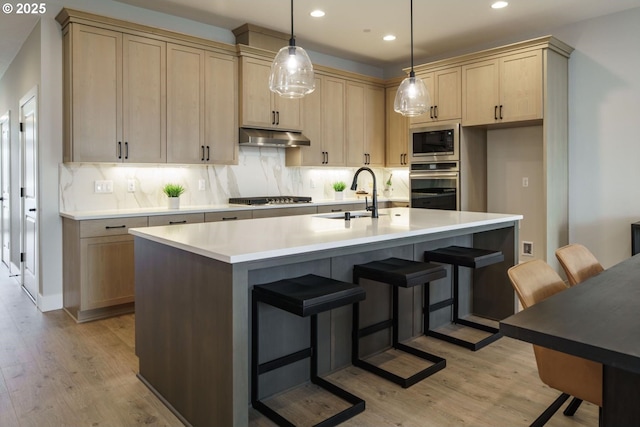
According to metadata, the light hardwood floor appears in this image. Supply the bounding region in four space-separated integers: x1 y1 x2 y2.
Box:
0 266 597 426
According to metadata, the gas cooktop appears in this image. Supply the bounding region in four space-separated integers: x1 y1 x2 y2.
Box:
228 196 312 206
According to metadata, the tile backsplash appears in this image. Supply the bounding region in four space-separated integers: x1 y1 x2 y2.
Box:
59 146 409 212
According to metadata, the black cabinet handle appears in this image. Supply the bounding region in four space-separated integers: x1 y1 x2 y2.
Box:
434 105 438 119
276 111 280 125
118 141 122 159
271 111 276 125
125 142 129 159
331 209 343 212
499 105 503 119
494 105 498 120
28 208 36 212
325 152 329 164
430 106 434 119
206 146 210 161
222 216 238 221
105 225 126 229
169 220 187 225
201 145 205 161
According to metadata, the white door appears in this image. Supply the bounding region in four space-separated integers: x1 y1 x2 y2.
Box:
20 89 37 301
0 112 10 269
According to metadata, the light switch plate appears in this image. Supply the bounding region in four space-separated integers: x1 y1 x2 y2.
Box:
94 180 113 194
127 179 136 192
198 179 206 191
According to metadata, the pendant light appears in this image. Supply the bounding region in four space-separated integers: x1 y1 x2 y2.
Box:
394 0 430 117
269 0 315 98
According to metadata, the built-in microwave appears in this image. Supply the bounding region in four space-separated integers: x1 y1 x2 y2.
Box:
409 121 460 163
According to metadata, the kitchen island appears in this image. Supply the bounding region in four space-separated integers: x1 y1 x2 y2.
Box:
129 208 522 426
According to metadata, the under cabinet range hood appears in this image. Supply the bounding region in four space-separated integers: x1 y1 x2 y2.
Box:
239 128 310 147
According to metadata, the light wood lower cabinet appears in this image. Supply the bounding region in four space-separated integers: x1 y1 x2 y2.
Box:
148 213 204 226
252 206 317 218
63 216 148 322
205 210 253 222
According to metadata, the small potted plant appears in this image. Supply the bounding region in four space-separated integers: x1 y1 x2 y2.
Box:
384 174 393 197
332 181 346 200
163 183 185 209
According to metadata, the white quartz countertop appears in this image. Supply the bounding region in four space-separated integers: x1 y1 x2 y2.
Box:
129 208 522 264
59 197 406 220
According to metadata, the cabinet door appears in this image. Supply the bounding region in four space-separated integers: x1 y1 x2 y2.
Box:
346 82 366 166
434 67 461 121
80 235 135 310
240 57 274 128
409 72 435 126
204 52 238 164
122 35 166 163
71 25 122 162
385 85 409 167
274 94 303 131
286 76 324 166
322 76 346 166
499 50 542 123
462 59 500 126
167 44 204 163
364 85 385 166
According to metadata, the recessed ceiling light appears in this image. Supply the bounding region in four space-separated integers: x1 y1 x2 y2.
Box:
491 1 508 9
310 10 325 18
383 35 396 41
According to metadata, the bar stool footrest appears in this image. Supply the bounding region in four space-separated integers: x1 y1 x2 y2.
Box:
354 343 446 388
426 318 502 351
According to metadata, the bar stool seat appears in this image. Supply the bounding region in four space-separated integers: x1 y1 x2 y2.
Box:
352 258 447 388
424 246 504 351
252 274 366 427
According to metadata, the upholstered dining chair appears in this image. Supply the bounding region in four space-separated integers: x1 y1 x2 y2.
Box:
507 259 602 427
555 243 604 286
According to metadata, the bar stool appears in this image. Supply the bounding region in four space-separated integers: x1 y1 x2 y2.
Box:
352 258 447 388
251 274 366 427
424 245 504 351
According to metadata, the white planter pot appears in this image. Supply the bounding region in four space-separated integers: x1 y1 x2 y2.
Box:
167 197 180 209
334 191 344 200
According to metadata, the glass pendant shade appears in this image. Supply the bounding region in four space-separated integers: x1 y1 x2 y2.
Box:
269 43 315 98
394 73 430 117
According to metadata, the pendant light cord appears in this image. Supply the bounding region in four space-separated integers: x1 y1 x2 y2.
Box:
410 0 415 77
289 0 295 45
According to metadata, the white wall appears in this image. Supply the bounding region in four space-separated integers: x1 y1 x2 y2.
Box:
551 7 640 268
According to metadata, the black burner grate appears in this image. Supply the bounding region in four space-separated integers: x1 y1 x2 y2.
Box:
228 196 312 205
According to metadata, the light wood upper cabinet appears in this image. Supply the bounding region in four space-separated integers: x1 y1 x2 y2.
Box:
347 82 385 167
410 67 461 126
462 50 542 126
321 76 346 166
64 24 167 163
204 52 238 164
239 56 302 131
65 25 122 162
286 76 324 166
166 45 238 164
166 44 204 163
122 35 166 163
385 84 409 167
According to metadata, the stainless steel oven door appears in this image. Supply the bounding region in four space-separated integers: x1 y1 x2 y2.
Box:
410 171 460 210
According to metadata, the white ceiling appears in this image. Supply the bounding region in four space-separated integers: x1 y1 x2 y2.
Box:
1 0 640 78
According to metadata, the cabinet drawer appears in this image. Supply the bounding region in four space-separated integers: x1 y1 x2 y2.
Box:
80 217 148 238
205 210 253 222
148 213 204 226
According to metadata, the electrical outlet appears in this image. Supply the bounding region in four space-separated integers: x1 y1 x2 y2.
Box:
127 179 136 192
94 180 113 194
310 179 316 189
522 241 533 256
198 179 206 191
522 177 529 187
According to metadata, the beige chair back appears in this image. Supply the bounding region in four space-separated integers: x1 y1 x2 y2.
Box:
555 244 604 286
507 259 602 406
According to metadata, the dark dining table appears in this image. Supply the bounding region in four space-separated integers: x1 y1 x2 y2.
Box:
500 254 640 426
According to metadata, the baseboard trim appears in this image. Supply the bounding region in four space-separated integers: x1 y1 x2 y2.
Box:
38 292 63 312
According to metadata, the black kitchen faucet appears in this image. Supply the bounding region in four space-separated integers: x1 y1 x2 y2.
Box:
351 167 378 218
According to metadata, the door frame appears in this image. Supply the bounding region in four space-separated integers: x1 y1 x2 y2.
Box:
0 111 10 271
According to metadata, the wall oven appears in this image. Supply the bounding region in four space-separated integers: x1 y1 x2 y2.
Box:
409 121 460 163
410 162 459 211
